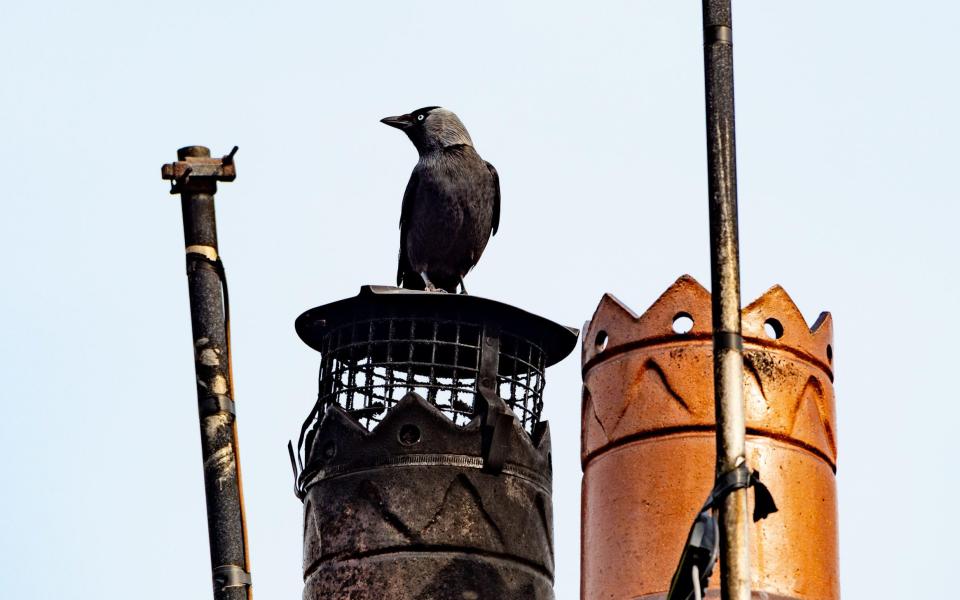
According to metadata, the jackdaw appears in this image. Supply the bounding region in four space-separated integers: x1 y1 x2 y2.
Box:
381 106 500 294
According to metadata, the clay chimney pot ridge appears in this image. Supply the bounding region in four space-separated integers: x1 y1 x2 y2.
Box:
581 275 839 600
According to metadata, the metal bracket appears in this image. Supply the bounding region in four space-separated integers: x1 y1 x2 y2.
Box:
212 564 252 590
476 323 513 474
162 146 238 195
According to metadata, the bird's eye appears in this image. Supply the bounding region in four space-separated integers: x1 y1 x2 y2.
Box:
417 114 425 121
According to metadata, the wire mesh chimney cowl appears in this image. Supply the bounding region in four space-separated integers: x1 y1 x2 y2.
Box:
292 286 578 600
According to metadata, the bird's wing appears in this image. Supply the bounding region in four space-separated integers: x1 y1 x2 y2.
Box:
397 168 420 287
485 161 500 236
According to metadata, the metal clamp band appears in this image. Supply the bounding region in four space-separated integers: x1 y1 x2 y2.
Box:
213 564 252 589
199 394 236 417
714 331 743 351
704 24 732 45
185 244 219 261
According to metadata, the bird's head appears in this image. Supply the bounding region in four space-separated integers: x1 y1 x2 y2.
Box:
381 107 474 154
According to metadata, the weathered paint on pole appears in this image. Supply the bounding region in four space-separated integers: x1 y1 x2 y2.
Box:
162 146 253 600
580 276 839 599
701 1 750 598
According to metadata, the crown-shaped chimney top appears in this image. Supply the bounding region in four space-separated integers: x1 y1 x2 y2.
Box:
583 275 833 375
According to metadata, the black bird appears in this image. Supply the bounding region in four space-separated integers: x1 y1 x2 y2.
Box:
381 107 500 294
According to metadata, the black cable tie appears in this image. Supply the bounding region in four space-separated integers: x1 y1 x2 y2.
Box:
707 463 778 522
749 470 778 522
212 564 251 589
199 394 236 418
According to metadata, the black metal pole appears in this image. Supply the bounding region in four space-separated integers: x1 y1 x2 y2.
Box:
701 3 750 600
163 146 252 600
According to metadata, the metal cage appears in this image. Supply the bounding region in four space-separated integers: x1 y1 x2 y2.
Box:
314 316 547 431
295 286 578 463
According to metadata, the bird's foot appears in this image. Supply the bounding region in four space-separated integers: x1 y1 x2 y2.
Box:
420 272 448 293
458 277 469 295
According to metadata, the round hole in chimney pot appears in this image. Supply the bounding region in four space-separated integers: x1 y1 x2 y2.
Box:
672 312 694 334
595 331 609 352
764 318 784 340
322 441 337 460
398 424 421 446
826 344 833 362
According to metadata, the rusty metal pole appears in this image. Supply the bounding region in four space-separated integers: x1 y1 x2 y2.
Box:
701 2 750 599
161 146 253 600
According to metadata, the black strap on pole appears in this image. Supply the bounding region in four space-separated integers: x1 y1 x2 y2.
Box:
666 466 777 600
162 146 252 600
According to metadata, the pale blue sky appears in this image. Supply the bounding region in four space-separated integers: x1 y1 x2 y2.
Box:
1 1 957 598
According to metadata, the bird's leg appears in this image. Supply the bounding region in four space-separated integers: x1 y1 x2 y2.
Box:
420 272 444 293
458 276 468 295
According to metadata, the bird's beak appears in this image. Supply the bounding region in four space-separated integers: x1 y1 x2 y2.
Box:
380 114 414 130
